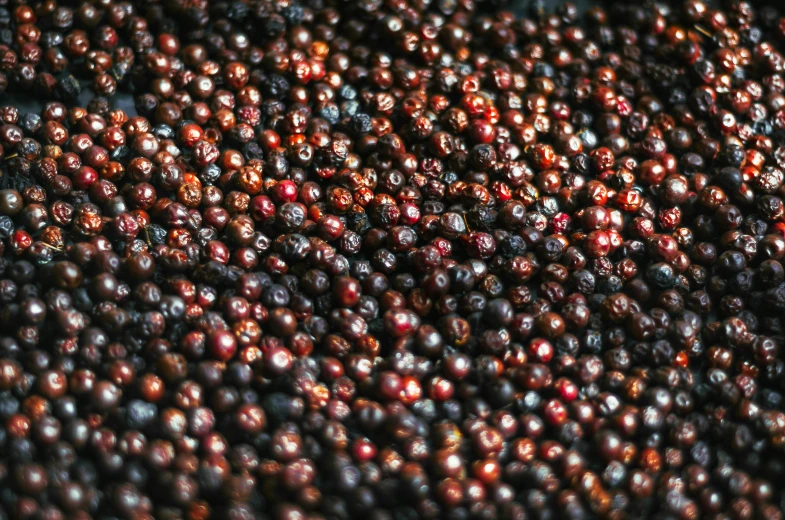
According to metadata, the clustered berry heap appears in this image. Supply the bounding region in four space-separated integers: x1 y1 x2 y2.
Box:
1 0 785 518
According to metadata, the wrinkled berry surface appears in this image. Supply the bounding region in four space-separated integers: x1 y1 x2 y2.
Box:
1 0 785 519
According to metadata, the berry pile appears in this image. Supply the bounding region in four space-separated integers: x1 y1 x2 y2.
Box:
1 0 785 518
